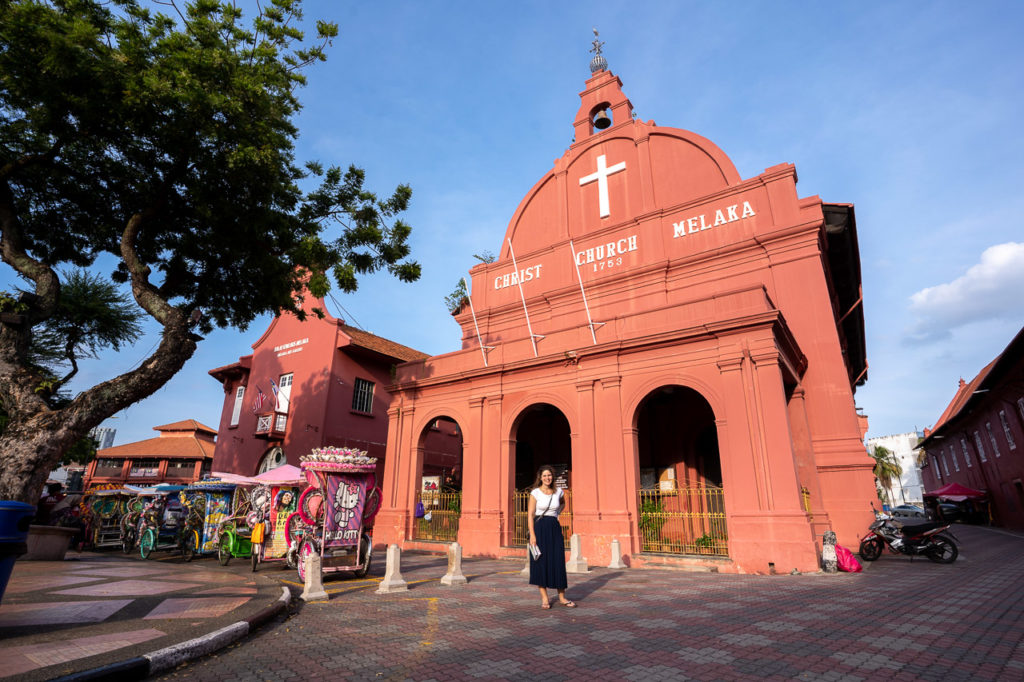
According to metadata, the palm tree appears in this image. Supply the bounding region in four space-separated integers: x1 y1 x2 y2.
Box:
870 445 903 507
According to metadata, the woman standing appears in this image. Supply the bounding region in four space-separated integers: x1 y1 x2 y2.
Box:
528 465 576 609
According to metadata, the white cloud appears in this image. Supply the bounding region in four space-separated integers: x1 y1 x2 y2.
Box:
904 242 1024 343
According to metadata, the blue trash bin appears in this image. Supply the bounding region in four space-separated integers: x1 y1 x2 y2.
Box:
0 501 36 604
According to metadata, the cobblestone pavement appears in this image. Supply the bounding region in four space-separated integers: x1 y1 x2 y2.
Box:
150 525 1024 681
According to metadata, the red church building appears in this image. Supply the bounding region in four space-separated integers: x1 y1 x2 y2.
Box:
374 52 876 573
208 294 458 478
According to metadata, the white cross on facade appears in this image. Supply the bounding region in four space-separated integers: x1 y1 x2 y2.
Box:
579 154 626 218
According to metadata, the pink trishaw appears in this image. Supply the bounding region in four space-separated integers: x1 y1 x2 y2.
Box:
290 447 381 583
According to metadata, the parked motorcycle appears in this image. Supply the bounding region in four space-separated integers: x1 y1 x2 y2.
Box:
859 505 958 564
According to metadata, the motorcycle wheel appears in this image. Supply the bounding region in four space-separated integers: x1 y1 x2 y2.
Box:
859 537 883 561
925 535 958 564
139 528 156 559
218 533 232 566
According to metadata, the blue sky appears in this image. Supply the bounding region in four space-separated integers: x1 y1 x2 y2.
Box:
7 1 1024 447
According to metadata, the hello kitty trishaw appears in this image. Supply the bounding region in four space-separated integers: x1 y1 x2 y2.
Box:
290 447 382 583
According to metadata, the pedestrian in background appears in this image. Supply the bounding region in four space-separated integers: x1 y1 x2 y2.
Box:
528 464 576 609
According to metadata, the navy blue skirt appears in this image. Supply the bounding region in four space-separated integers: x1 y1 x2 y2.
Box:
529 515 567 589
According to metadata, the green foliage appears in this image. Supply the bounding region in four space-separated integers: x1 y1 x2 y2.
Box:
870 445 902 504
444 278 468 315
0 0 419 334
639 497 666 538
28 269 143 370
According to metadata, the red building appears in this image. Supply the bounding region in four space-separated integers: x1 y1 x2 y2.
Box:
374 57 876 574
208 293 459 477
917 326 1024 530
83 419 215 489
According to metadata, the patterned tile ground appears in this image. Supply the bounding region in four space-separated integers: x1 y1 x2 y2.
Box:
2 574 101 594
69 565 173 578
197 586 258 595
53 579 202 597
0 599 132 627
0 628 165 679
143 596 251 619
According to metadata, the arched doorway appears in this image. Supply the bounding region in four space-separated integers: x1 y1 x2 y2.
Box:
412 416 464 542
257 445 287 474
635 386 727 555
511 403 572 546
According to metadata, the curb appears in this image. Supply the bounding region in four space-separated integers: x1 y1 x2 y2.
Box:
51 586 292 682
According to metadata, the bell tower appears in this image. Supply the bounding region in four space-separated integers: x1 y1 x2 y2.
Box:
572 30 634 143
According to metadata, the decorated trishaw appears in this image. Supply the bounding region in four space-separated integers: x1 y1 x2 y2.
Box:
120 485 187 557
292 447 382 582
214 483 261 567
248 465 305 572
179 480 242 561
136 485 189 559
81 486 142 549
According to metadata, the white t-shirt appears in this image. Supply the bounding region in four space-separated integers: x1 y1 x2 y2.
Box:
531 488 563 518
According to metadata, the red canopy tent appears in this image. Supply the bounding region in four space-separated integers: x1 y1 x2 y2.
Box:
924 482 986 502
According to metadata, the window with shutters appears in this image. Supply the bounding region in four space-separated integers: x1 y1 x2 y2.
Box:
230 385 245 426
986 422 1001 457
276 373 293 414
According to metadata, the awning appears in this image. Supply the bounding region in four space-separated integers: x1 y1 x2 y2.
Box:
923 482 986 502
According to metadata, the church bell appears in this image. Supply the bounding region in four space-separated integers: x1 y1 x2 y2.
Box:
593 109 612 130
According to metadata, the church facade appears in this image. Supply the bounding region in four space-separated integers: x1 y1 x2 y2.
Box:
374 59 875 573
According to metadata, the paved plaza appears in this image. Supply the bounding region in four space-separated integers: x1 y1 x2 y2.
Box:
151 524 1024 681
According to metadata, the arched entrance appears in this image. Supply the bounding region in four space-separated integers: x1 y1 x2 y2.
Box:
635 386 727 555
511 403 572 546
257 445 286 474
412 416 464 542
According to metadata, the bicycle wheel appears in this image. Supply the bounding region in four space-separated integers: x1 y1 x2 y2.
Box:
121 527 136 554
354 533 372 578
218 533 232 566
139 528 156 559
182 530 198 562
296 538 318 583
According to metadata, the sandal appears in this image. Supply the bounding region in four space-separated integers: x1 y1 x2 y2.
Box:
559 600 577 608
541 602 551 610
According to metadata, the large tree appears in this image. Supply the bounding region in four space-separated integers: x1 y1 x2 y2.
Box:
0 0 420 502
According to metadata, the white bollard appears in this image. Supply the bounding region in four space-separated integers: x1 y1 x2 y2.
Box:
300 551 328 601
608 538 627 569
520 550 530 577
376 544 409 593
822 530 838 574
565 533 590 574
440 541 468 586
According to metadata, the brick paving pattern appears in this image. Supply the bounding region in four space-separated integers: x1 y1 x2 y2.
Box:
155 525 1024 681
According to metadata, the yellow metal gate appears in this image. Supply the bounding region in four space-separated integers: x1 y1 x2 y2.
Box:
638 487 727 556
412 491 461 542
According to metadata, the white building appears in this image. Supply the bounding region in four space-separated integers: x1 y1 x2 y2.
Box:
88 426 116 450
866 432 925 505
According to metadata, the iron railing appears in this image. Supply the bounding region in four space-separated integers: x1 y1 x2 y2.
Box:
638 487 727 556
511 490 573 547
412 491 461 542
